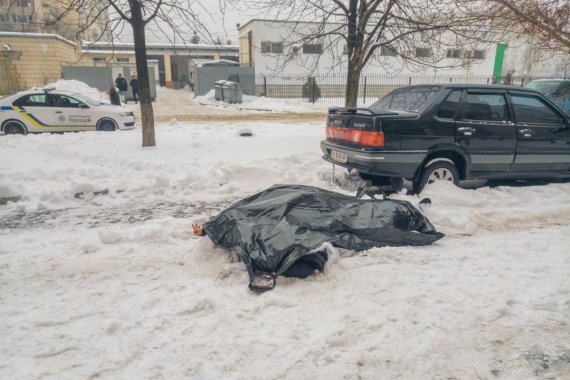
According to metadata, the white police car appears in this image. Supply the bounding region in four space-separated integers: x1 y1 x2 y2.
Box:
0 88 135 134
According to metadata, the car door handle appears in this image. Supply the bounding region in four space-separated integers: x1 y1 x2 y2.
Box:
458 127 476 135
519 128 533 137
55 111 63 114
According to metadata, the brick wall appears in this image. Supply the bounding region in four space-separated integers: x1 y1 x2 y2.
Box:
0 33 77 95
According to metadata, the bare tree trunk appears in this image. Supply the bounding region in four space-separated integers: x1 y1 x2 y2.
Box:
344 0 361 108
345 60 361 107
129 0 156 147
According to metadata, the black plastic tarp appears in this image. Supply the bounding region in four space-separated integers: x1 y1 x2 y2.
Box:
203 184 444 276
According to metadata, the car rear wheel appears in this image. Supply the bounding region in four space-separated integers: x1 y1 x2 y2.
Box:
3 121 27 135
414 160 459 194
97 119 117 131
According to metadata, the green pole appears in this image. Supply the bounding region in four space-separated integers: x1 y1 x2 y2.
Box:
493 43 507 84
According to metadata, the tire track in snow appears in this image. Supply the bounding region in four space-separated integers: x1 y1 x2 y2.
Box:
0 199 234 230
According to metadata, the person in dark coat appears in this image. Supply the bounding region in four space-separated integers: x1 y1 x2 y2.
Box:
115 73 128 102
109 83 121 106
130 74 139 104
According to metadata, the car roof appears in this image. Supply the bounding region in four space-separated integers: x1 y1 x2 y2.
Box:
402 83 543 94
13 89 79 96
528 78 570 82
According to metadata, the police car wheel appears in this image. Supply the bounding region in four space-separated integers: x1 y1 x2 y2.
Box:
4 121 27 135
97 119 116 132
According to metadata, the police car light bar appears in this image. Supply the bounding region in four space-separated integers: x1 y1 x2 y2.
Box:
42 86 56 92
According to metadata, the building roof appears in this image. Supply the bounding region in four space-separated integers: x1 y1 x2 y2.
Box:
406 83 542 92
237 18 345 32
198 59 240 67
0 31 76 47
82 40 238 52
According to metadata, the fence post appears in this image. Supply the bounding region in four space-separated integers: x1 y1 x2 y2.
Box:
263 75 267 96
363 76 367 104
311 77 316 104
408 77 412 85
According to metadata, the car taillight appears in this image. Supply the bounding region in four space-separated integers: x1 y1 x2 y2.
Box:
326 126 384 147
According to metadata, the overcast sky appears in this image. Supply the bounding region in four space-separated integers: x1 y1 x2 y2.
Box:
114 2 259 45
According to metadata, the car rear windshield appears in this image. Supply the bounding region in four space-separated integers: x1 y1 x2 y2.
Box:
370 86 441 112
526 81 563 94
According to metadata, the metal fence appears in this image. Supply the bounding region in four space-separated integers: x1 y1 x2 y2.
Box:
250 73 544 106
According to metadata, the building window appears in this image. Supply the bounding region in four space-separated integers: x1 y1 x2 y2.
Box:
190 55 215 60
261 41 283 54
93 57 106 62
16 0 32 7
303 43 323 54
415 48 432 58
116 58 129 63
380 46 397 57
472 50 486 59
0 14 6 23
446 49 464 58
9 14 31 23
18 15 31 23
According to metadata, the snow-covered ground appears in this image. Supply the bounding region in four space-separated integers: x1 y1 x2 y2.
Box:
1 121 569 379
195 89 333 112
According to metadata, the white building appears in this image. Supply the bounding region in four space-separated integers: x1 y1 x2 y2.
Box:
238 19 569 84
501 37 570 82
238 19 496 81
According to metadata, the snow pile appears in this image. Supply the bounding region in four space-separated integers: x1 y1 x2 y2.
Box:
196 89 329 113
1 121 570 379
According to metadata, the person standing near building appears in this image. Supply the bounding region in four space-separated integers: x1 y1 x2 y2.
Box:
109 83 121 106
130 74 139 104
115 73 128 103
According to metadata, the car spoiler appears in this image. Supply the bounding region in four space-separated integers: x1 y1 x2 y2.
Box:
328 107 399 116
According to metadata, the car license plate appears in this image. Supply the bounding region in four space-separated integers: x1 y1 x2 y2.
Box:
330 150 347 163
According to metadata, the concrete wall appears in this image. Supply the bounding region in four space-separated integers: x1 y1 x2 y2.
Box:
62 66 112 91
194 66 255 96
79 46 237 88
62 63 157 101
501 37 570 80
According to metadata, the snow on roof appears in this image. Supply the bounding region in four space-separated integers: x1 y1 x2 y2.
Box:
0 31 76 46
197 59 240 67
82 40 238 51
